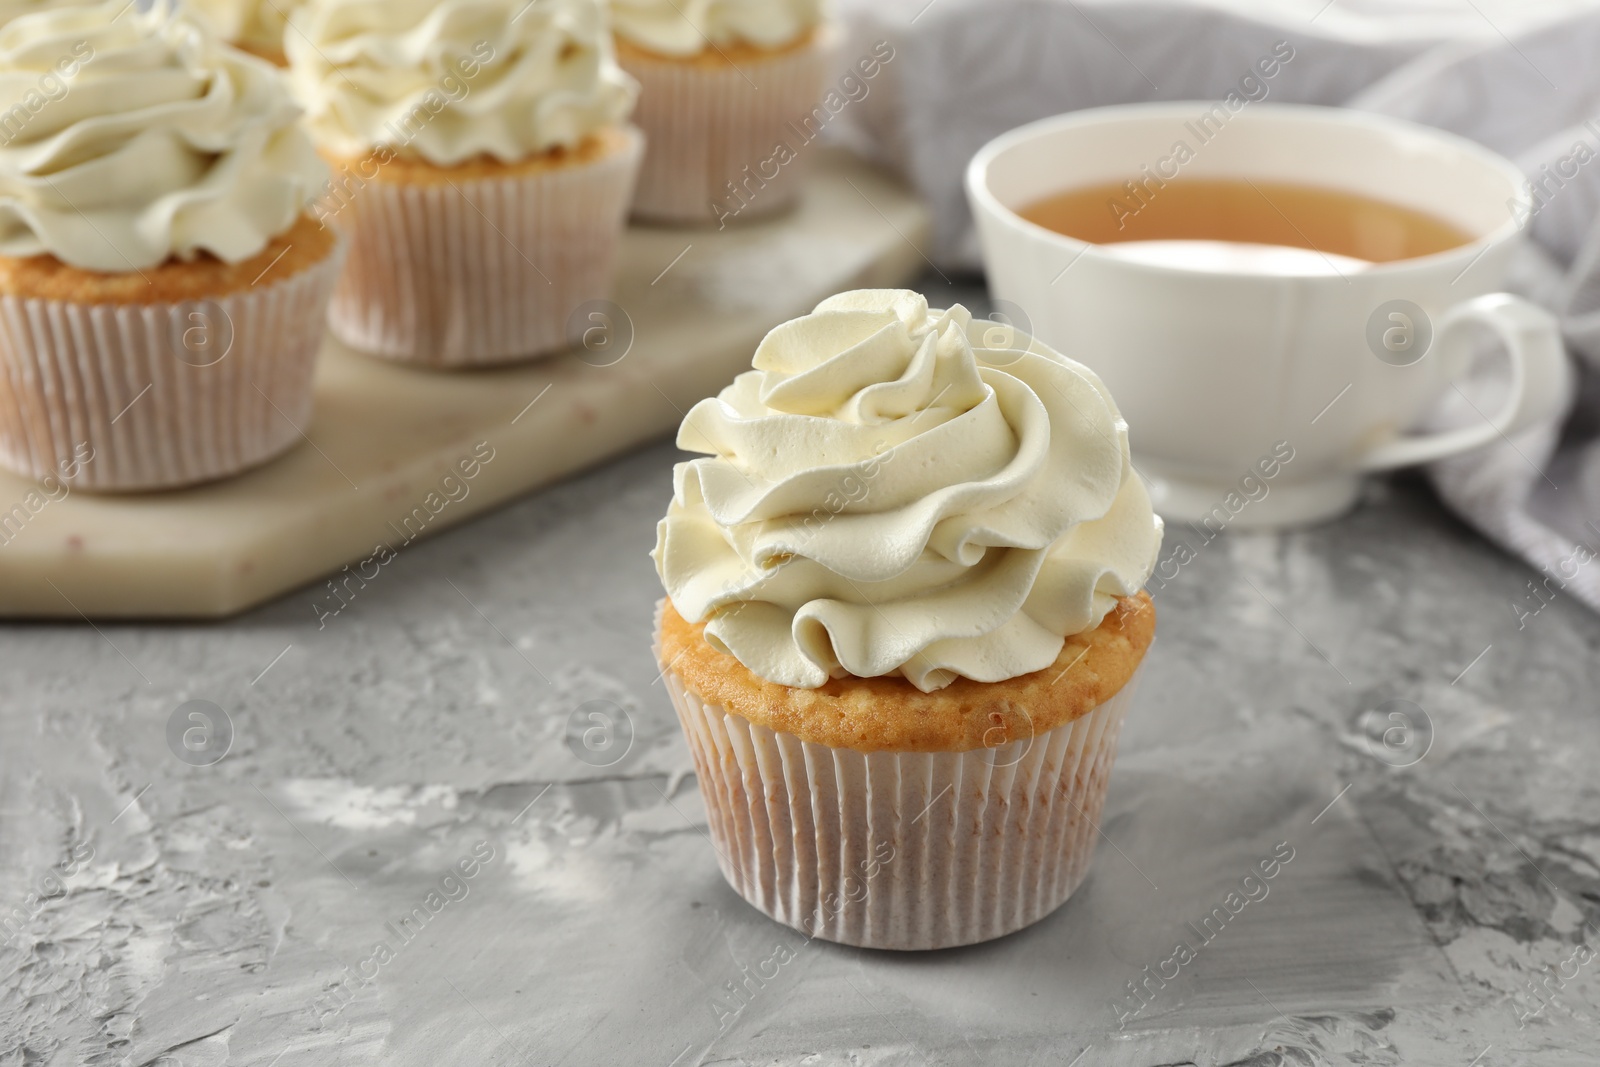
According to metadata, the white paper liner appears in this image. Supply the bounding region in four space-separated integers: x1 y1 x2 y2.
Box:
662 653 1140 950
618 34 832 225
326 128 643 367
0 244 344 492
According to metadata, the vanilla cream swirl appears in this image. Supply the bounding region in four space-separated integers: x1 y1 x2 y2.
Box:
286 0 636 165
610 0 822 57
654 289 1163 693
0 0 325 272
186 0 304 56
0 1 83 27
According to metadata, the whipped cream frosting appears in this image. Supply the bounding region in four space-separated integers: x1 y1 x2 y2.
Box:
186 0 304 56
610 0 822 57
0 0 325 272
654 289 1163 693
286 0 637 166
0 0 80 26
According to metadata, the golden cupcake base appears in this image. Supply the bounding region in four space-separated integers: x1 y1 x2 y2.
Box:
658 596 1153 949
324 129 643 367
0 218 344 491
617 29 835 225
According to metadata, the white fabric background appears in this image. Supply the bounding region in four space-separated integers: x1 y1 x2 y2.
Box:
831 0 1600 617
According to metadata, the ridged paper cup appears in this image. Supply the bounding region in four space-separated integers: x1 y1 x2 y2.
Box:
0 238 344 492
617 30 834 225
326 126 643 368
657 605 1144 951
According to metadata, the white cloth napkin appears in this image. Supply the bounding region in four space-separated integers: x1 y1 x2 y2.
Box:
832 0 1600 614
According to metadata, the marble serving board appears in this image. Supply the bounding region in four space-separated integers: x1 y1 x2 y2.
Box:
0 150 930 620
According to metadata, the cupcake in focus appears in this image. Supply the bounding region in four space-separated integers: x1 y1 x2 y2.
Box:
653 289 1163 950
611 0 832 225
287 0 641 367
0 0 338 491
186 0 306 65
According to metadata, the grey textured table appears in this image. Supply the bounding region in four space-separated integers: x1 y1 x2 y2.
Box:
3 277 1597 1066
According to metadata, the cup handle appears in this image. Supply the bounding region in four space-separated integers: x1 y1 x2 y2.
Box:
1359 293 1570 472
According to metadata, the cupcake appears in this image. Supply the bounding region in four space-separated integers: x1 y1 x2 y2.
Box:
186 0 306 65
287 0 642 368
610 0 832 225
652 289 1163 950
0 0 339 491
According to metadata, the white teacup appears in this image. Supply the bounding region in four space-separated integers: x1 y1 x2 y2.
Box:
966 102 1570 528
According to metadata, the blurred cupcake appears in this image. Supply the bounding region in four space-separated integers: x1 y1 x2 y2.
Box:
287 0 641 368
0 0 338 491
653 289 1163 949
610 0 832 225
186 0 306 65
